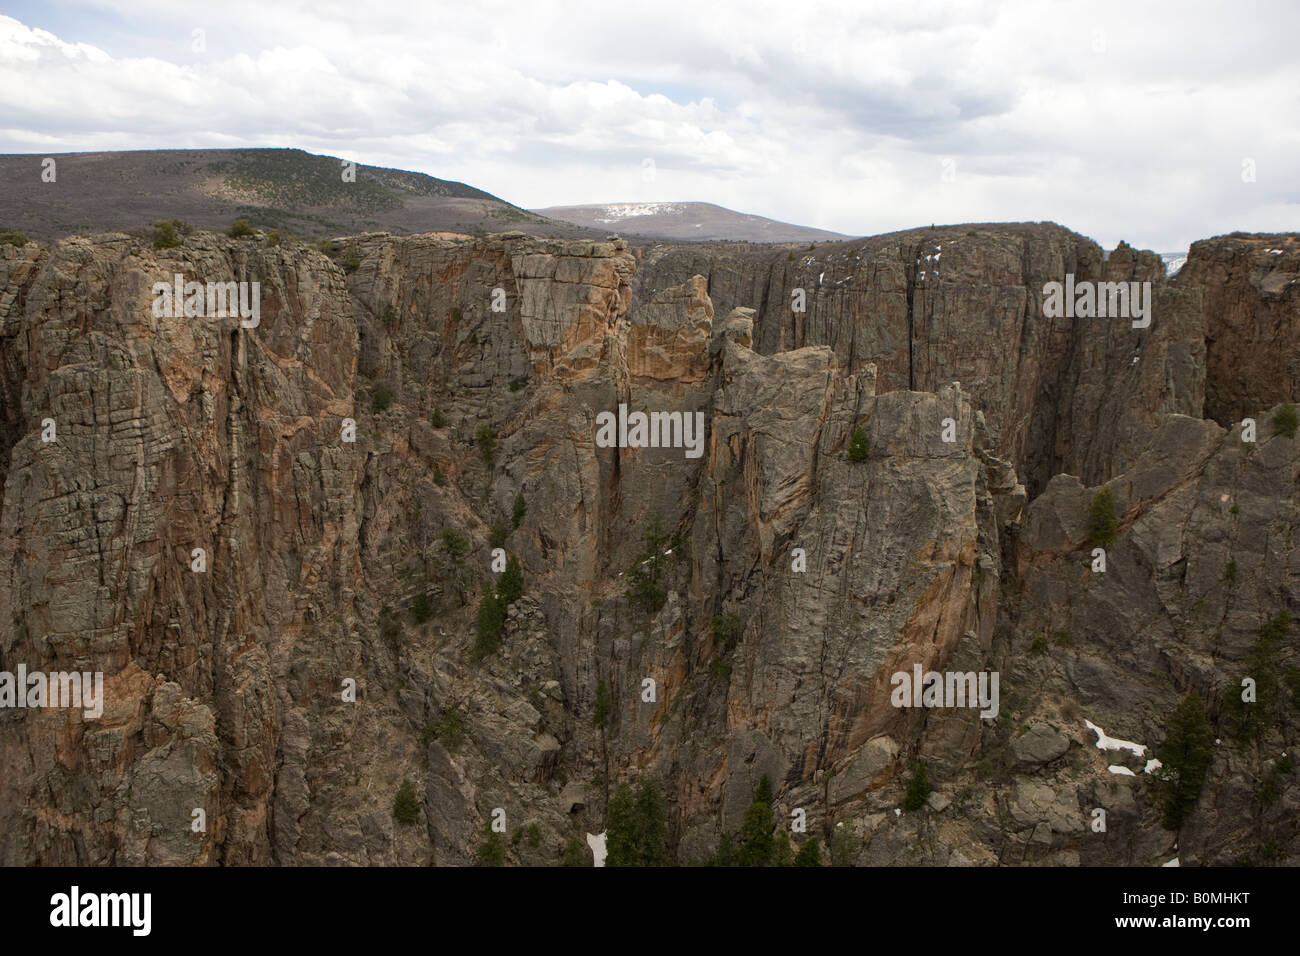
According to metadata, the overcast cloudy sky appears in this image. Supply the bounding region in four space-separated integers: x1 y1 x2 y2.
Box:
1 0 1296 250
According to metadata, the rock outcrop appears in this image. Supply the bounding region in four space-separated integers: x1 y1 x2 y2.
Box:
0 222 1296 867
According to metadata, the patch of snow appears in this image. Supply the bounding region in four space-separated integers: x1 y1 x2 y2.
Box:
1085 719 1146 757
586 831 607 867
595 203 682 221
894 808 901 816
1162 856 1180 867
1108 765 1137 776
818 271 824 285
1145 758 1163 774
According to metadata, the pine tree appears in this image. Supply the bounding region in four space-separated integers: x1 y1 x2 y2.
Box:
605 781 670 866
625 513 672 613
1087 487 1119 546
392 779 420 825
1157 691 1214 831
498 555 524 605
634 780 671 866
710 832 736 867
736 775 775 866
1227 613 1289 741
903 761 932 811
473 583 506 659
848 425 869 462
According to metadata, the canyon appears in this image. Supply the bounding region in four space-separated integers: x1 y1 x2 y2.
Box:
0 221 1295 866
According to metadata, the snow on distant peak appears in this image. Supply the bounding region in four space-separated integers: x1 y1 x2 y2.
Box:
594 203 684 223
1161 252 1188 276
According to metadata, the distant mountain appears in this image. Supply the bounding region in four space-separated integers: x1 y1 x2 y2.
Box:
1160 252 1188 276
532 201 848 242
0 148 597 242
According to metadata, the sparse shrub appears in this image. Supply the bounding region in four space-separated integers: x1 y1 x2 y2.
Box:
431 408 448 428
422 708 465 750
1286 666 1300 709
512 493 527 529
1258 753 1293 806
1087 486 1119 546
561 833 587 866
488 521 508 549
0 230 29 246
787 250 794 262
1053 629 1074 648
392 779 420 825
266 229 281 246
593 678 611 729
228 217 256 238
848 425 869 463
708 657 732 683
794 839 823 866
1028 634 1049 655
1155 691 1213 831
382 303 398 328
151 220 181 249
410 592 433 623
451 306 464 322
525 822 542 849
903 762 932 812
509 377 527 392
1223 559 1239 585
711 612 742 654
433 466 447 486
475 425 497 465
809 243 815 251
474 822 507 866
829 824 856 867
1270 402 1298 439
371 382 394 412
966 230 977 237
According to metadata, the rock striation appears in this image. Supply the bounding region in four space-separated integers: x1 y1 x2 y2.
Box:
0 222 1296 866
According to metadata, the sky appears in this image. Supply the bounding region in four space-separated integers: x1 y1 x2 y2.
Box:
1 0 1296 251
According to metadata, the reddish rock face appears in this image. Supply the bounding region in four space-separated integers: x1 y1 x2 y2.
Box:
0 224 1295 866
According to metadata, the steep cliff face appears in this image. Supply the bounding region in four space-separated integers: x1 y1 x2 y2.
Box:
0 224 1295 866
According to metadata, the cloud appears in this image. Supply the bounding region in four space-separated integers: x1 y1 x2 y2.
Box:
0 1 1296 250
